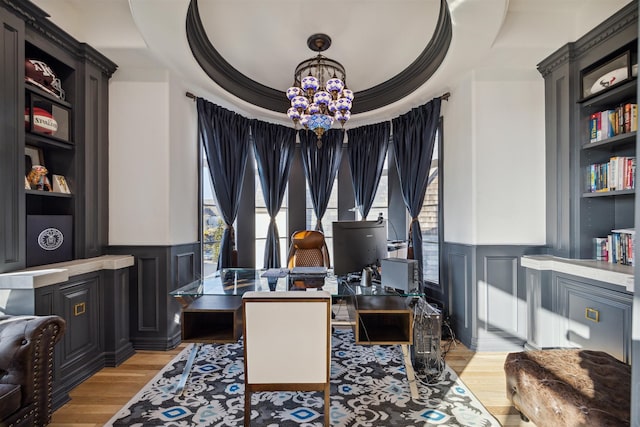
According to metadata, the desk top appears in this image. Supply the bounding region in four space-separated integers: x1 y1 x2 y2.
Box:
170 268 424 298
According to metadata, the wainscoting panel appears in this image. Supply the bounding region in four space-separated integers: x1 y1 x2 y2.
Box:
445 245 472 346
480 255 519 334
443 242 543 351
137 255 161 332
102 268 135 366
175 250 196 289
108 243 200 350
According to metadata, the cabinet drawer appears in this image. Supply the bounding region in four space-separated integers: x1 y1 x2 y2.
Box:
557 275 632 362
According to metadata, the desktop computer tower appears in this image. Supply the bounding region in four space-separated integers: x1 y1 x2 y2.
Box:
380 258 419 293
411 298 442 378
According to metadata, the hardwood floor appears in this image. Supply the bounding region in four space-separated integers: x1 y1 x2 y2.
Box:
49 339 532 427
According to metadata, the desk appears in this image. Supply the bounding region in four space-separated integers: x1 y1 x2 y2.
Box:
169 268 423 394
171 269 421 343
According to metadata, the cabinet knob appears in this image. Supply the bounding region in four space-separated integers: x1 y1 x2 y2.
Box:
74 302 86 316
585 307 600 322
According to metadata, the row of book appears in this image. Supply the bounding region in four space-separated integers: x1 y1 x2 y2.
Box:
585 156 636 192
589 103 638 142
594 228 634 265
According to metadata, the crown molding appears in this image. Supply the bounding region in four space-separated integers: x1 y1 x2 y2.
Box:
186 0 452 115
2 0 117 76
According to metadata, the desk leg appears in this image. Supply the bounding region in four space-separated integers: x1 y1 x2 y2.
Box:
176 343 201 396
401 344 420 400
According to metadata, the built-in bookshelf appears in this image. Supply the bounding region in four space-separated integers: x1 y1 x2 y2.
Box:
537 1 638 262
578 40 637 262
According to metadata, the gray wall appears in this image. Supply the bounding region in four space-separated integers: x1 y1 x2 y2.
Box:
443 242 544 351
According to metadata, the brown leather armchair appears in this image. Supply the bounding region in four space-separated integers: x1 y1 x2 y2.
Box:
286 230 330 268
0 315 66 427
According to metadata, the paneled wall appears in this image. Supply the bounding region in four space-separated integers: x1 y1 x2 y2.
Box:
443 242 544 351
108 243 200 350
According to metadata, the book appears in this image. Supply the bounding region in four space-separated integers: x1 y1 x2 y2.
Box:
608 157 618 190
610 228 634 265
624 103 631 133
589 112 600 142
594 237 608 261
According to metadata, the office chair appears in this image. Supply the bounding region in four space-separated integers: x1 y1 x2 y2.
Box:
286 230 330 289
286 230 330 268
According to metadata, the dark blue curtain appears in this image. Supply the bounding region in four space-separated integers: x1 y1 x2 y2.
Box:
251 120 296 268
391 98 441 283
347 122 390 220
299 129 344 231
197 98 250 269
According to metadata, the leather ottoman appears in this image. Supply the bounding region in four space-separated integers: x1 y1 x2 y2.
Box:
504 349 630 427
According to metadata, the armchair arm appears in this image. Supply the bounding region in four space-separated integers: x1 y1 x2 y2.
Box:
0 315 66 426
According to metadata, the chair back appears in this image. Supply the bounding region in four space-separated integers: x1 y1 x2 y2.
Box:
242 291 332 426
287 230 330 268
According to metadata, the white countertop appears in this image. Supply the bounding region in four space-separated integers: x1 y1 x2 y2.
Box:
521 255 634 293
0 255 134 289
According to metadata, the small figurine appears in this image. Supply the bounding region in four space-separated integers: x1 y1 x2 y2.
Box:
27 165 51 191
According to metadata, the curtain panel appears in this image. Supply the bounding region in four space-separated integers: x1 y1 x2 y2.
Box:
391 98 441 283
250 120 297 268
346 122 390 220
299 129 344 231
197 98 250 269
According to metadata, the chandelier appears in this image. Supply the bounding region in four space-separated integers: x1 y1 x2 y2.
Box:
286 33 353 142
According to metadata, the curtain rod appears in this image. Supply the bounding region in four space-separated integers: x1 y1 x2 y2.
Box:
187 90 450 103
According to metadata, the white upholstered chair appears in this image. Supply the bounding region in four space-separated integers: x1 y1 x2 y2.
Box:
242 291 332 426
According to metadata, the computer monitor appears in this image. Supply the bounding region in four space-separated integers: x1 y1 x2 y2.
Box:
332 220 387 277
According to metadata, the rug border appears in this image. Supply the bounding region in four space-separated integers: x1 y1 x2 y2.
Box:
103 343 194 427
439 362 503 425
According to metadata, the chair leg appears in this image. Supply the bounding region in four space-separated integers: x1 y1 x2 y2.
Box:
244 391 251 427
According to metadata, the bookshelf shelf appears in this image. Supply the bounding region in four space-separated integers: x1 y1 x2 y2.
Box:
581 131 636 150
25 189 73 198
582 189 634 198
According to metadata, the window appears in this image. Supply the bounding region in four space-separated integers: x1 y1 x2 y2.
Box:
202 146 223 277
420 128 440 284
255 158 288 268
306 177 338 262
363 152 389 226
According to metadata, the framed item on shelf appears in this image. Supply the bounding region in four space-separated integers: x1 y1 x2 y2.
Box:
52 174 71 194
26 214 73 267
581 51 630 99
25 145 44 169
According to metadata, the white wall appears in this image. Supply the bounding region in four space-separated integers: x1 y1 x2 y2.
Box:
442 74 476 244
443 70 546 245
109 68 198 245
168 77 198 244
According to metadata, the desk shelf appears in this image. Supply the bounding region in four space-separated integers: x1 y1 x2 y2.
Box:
181 296 243 343
349 296 413 345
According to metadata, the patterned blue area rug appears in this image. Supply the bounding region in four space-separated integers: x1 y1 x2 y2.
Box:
106 329 501 426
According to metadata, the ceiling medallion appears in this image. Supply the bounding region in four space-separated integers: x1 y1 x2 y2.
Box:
285 33 353 144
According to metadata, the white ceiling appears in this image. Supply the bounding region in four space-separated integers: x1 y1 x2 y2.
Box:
32 0 631 127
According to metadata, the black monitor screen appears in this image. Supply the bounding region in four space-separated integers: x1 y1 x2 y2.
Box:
332 220 387 276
